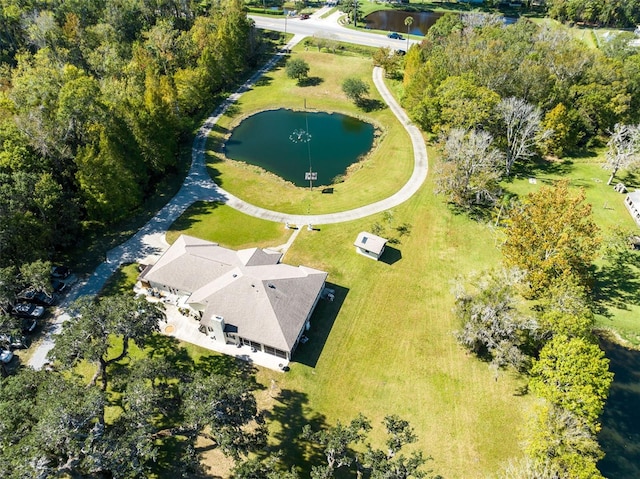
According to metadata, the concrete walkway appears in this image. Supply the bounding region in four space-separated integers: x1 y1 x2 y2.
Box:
28 22 429 369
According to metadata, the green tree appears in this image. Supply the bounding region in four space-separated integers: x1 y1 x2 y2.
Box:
530 335 613 429
372 47 402 79
540 103 576 157
537 275 595 339
49 294 165 390
434 128 504 210
436 75 501 131
524 402 605 479
342 77 370 106
302 414 371 478
286 57 310 84
181 370 267 460
501 181 600 298
19 259 53 294
0 369 107 478
364 415 439 479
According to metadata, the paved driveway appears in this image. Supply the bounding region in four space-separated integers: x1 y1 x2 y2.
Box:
28 17 428 370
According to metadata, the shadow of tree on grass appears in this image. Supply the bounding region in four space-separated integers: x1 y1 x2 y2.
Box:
263 388 327 477
594 248 640 313
167 201 222 238
299 76 324 87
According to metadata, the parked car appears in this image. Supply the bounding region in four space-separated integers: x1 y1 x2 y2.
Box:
387 32 403 40
12 302 45 319
51 265 70 279
0 334 29 350
300 12 310 19
395 49 406 56
0 349 14 364
51 279 67 293
20 317 37 334
18 289 56 306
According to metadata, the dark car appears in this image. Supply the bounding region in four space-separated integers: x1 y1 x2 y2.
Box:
52 279 67 293
51 265 70 279
21 318 37 334
18 289 56 306
300 12 310 19
387 32 403 40
12 302 45 319
0 334 30 350
395 49 406 56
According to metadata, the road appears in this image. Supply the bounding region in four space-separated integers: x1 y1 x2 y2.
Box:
250 9 421 50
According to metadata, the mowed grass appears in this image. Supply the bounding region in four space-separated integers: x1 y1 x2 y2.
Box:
205 48 414 215
249 170 532 477
162 156 532 476
505 155 640 345
165 201 292 249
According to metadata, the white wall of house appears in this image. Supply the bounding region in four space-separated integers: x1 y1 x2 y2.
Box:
625 193 640 227
355 246 381 261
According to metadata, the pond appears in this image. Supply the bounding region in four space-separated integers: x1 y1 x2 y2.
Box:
364 10 517 36
597 335 640 478
224 109 375 188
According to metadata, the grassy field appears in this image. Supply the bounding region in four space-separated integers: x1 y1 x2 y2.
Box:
165 201 293 248
204 47 414 215
166 158 533 478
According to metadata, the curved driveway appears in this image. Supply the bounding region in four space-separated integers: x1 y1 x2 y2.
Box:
28 14 428 368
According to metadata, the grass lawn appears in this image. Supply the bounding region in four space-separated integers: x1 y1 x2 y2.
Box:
165 201 292 248
254 163 532 478
204 47 414 215
168 156 533 477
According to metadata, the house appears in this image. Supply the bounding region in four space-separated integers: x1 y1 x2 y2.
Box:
625 190 640 227
139 235 327 360
354 232 388 261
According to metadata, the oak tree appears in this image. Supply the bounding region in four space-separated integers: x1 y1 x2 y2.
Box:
530 335 613 429
501 181 600 298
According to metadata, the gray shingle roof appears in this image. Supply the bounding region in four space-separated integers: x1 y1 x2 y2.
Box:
142 235 327 351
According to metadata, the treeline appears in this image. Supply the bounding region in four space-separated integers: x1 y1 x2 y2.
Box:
403 13 639 154
545 0 640 27
454 182 614 478
0 0 261 270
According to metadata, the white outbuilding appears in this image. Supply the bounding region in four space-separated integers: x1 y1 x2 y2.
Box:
354 232 388 261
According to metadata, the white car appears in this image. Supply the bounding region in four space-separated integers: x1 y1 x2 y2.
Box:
0 350 14 364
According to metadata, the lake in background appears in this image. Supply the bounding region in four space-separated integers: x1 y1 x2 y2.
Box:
364 10 517 36
224 109 375 187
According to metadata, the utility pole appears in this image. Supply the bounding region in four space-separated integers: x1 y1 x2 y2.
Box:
353 0 358 27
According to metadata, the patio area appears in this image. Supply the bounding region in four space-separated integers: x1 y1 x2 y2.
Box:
137 287 290 372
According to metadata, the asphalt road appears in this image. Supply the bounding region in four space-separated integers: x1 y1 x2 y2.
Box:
250 9 421 50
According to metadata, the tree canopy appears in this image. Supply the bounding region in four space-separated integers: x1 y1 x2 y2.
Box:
402 16 638 155
501 181 600 298
0 292 267 478
0 0 262 271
